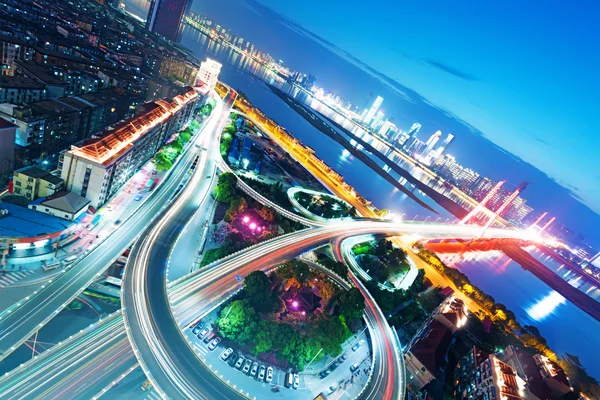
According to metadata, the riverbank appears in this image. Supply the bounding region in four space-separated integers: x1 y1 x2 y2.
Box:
268 84 470 219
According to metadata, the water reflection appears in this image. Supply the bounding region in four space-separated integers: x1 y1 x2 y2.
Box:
526 291 567 321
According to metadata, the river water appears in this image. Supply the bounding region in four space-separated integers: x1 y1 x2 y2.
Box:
180 26 600 379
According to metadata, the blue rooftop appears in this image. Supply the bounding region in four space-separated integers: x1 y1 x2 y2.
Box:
0 203 73 238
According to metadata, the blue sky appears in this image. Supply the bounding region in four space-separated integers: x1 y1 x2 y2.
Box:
257 0 600 215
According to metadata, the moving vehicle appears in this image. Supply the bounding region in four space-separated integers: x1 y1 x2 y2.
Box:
62 255 78 266
266 367 273 383
350 362 359 372
42 260 61 272
250 362 259 377
242 359 252 374
220 348 233 361
208 337 221 351
235 355 245 369
258 365 266 381
134 194 143 201
197 327 210 339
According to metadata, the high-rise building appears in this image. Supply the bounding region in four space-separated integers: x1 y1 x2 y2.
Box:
146 0 193 42
377 120 395 138
437 133 454 154
589 252 600 269
422 130 442 158
362 95 383 124
370 111 385 130
402 122 421 150
195 58 222 93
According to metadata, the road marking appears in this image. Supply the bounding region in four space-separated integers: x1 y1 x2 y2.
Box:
0 270 35 287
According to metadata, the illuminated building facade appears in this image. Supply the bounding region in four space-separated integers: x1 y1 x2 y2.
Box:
362 95 383 124
59 88 198 207
454 346 526 400
196 58 222 93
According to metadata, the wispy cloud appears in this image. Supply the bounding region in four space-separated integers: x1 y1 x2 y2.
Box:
424 59 482 82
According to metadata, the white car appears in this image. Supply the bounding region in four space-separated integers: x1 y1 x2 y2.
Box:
220 348 233 361
293 374 300 389
266 366 273 383
197 327 209 339
250 362 259 377
235 355 245 369
208 337 221 351
258 365 266 381
242 359 252 374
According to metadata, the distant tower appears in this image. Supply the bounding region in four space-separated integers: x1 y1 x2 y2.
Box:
402 123 422 150
362 96 383 124
146 0 193 42
422 130 442 157
437 133 454 154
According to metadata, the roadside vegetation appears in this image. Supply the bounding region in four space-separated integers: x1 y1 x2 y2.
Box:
352 238 410 288
200 173 303 266
293 191 356 219
215 261 365 370
153 123 196 172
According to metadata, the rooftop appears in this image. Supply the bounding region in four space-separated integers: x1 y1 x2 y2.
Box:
40 191 89 214
0 202 72 238
69 88 197 165
0 76 46 90
411 319 453 374
15 166 53 179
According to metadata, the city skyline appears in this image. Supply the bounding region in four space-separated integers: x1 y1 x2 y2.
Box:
187 0 600 250
1 1 599 399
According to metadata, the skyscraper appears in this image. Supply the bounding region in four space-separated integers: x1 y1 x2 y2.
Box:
370 111 385 130
146 0 193 42
362 95 383 124
402 123 422 150
437 133 455 154
423 130 442 157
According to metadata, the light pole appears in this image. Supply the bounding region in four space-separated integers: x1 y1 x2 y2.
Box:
305 347 323 371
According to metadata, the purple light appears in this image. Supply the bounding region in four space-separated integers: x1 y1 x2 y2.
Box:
292 301 298 308
249 222 257 230
242 216 250 223
301 311 306 316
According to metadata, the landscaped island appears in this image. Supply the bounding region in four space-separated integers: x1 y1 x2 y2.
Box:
216 260 365 370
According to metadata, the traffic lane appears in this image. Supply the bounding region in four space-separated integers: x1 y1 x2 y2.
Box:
0 129 204 359
0 314 132 399
122 102 241 399
333 239 401 400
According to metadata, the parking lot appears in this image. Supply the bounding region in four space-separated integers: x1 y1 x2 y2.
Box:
184 315 311 399
183 311 373 399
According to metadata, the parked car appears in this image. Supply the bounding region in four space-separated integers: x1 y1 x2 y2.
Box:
192 323 204 335
197 327 210 339
339 354 348 362
293 374 300 389
208 337 221 351
235 355 245 369
266 367 273 383
242 359 252 374
258 365 266 381
228 353 238 367
203 331 215 343
220 348 233 361
319 370 329 379
330 361 339 370
351 343 360 352
350 362 359 372
250 362 259 377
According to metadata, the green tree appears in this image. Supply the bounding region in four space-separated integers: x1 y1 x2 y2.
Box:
251 320 275 354
243 271 275 313
217 300 258 345
154 152 173 171
314 315 351 355
338 287 365 319
225 197 247 222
